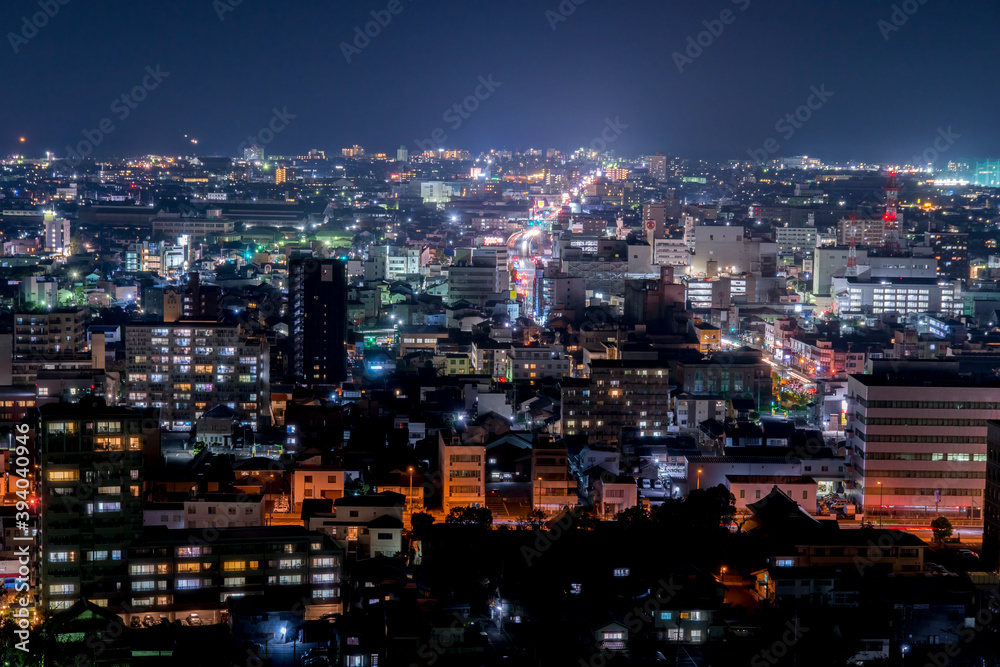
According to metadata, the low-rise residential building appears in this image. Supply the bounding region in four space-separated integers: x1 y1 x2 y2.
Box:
594 475 638 517
439 429 485 513
143 493 265 529
307 493 405 559
532 439 577 513
290 466 348 510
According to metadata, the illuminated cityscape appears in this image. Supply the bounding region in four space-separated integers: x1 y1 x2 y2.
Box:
2 1 1000 665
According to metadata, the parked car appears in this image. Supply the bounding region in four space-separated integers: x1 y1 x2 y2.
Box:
239 640 263 655
302 648 328 660
641 478 652 489
652 479 663 489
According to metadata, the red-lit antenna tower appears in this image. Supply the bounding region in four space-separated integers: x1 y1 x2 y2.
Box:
882 170 902 255
846 210 859 277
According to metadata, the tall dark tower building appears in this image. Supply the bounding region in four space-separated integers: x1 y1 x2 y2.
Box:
289 257 348 385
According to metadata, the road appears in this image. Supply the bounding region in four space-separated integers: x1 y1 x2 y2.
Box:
892 526 983 549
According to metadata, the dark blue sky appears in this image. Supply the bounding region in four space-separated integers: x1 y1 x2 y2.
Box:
3 0 997 163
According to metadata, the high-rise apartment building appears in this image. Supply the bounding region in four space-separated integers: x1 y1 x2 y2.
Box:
39 399 147 613
927 231 969 281
43 211 71 254
125 322 270 430
13 309 91 385
847 361 1000 523
182 274 222 321
648 154 667 182
289 257 348 385
561 360 674 443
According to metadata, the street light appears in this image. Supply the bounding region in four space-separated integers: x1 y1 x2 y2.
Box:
535 476 542 513
697 469 702 490
877 481 883 527
408 466 414 516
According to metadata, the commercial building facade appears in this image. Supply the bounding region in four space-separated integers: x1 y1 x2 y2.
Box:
847 362 1000 522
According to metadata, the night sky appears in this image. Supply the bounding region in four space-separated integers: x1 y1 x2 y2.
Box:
3 0 998 163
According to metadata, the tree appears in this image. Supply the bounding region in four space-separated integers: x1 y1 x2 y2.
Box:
572 507 602 531
686 484 737 530
192 440 207 455
445 506 493 529
651 485 736 533
931 516 953 544
520 509 546 529
615 505 649 524
410 511 435 534
345 475 371 496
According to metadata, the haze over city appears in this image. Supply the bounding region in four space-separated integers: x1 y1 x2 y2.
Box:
4 0 1000 162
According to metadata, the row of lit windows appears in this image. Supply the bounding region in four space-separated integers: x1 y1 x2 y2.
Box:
861 452 987 462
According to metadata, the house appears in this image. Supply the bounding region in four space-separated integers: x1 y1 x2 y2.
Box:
724 422 764 448
594 474 638 517
307 492 405 559
194 404 239 448
760 418 796 447
290 463 348 511
376 468 426 512
572 445 620 476
591 620 629 653
484 432 532 483
746 486 929 603
727 476 816 514
674 392 726 429
648 576 725 644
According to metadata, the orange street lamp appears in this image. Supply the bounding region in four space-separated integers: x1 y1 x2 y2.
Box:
408 466 415 514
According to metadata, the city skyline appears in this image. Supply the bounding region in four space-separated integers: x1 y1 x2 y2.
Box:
3 0 1000 163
